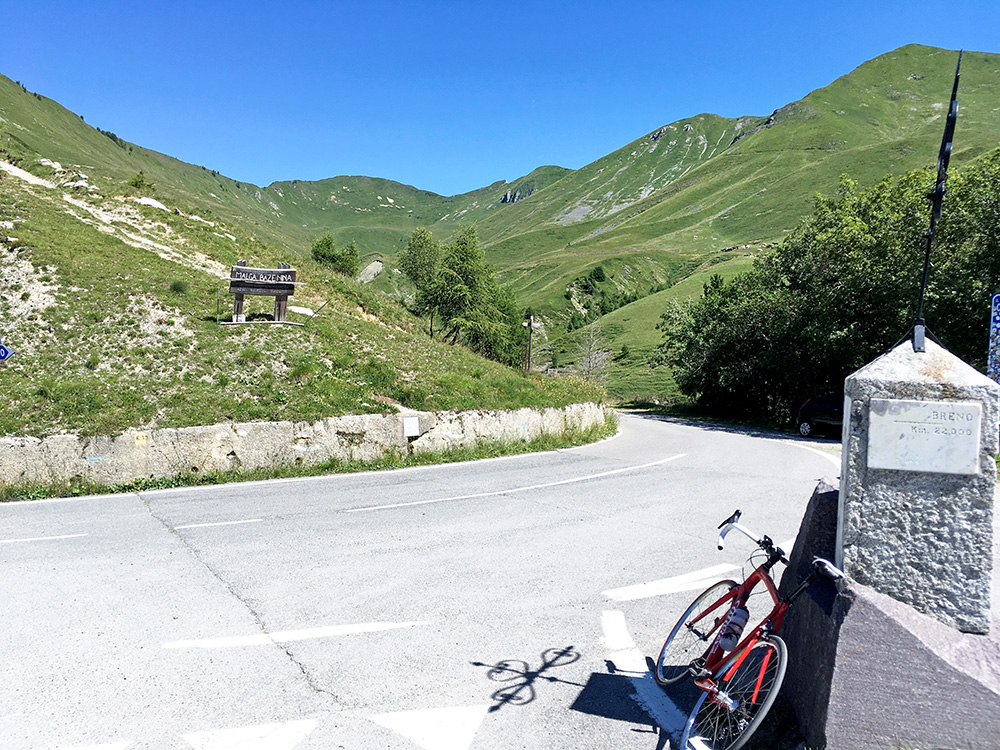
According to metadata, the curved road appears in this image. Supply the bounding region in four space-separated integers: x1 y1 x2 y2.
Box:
0 412 841 750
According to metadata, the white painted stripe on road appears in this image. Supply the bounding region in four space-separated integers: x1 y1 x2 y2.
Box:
163 620 431 649
789 441 841 467
183 719 317 749
601 610 688 736
54 743 131 750
370 705 490 750
602 563 739 602
601 611 636 651
0 533 88 545
689 737 713 750
174 518 263 530
347 453 686 513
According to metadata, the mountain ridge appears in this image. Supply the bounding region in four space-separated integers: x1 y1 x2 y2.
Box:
3 44 999 365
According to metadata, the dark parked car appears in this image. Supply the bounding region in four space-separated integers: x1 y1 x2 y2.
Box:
796 395 843 437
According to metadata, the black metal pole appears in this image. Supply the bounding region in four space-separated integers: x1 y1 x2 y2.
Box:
914 50 962 352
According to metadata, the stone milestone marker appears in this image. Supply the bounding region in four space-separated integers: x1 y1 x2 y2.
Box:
838 338 999 633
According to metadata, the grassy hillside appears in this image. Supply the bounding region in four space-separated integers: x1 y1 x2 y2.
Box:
3 44 999 416
544 254 757 403
0 162 602 440
483 47 1000 312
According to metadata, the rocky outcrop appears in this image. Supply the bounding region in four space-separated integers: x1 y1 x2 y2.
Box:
500 185 535 204
0 403 608 487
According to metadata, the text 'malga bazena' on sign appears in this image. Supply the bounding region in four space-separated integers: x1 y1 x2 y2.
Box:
228 266 297 297
867 398 981 475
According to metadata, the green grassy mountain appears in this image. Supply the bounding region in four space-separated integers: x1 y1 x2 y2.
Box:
2 43 999 413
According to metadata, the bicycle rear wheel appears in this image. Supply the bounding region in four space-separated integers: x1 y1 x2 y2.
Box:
681 635 787 750
654 580 737 686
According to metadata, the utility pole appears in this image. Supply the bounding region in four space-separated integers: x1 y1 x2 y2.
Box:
522 315 534 375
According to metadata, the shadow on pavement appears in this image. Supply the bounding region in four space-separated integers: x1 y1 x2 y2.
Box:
570 671 677 749
626 410 841 445
471 646 583 714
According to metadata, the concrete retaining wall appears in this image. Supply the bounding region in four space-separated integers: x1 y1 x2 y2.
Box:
0 403 608 486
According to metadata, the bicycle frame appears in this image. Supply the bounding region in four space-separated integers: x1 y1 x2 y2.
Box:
691 558 788 681
661 510 846 749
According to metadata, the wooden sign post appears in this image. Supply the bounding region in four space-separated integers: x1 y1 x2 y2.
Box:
225 260 301 325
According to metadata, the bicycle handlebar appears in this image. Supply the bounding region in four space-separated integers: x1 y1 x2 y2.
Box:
717 509 765 550
717 519 761 550
716 509 788 563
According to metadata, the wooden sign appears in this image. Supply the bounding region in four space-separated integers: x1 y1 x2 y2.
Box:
229 266 297 297
226 260 301 325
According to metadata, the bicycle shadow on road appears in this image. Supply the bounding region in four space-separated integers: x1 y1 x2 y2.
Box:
472 646 695 748
470 646 583 714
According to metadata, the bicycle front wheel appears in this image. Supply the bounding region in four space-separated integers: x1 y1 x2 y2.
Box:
654 579 737 686
681 635 787 750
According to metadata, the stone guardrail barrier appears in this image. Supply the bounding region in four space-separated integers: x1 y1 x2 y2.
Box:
0 403 607 487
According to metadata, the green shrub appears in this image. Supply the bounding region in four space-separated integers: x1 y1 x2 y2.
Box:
311 234 359 277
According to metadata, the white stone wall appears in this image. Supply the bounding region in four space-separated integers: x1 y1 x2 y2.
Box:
0 403 608 487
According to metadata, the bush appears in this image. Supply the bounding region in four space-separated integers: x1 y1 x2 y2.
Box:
657 148 1000 423
127 170 151 192
311 234 359 277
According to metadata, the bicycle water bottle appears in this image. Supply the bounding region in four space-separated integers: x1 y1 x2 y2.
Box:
718 605 750 652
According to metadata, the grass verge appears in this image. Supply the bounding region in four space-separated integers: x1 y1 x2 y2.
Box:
0 412 618 502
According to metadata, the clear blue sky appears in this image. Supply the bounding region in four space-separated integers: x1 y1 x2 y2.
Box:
4 1 998 196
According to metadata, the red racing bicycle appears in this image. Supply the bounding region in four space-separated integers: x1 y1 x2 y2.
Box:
654 510 844 750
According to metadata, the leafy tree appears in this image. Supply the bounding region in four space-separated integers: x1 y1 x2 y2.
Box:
400 225 525 365
342 241 360 277
656 148 1000 423
311 233 359 277
436 225 489 339
398 227 442 333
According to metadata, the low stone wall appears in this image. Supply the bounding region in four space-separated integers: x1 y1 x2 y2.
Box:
0 403 607 487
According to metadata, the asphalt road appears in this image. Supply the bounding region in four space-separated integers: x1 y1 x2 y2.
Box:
0 412 842 750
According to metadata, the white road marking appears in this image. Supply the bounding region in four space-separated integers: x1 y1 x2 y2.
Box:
604 534 801 603
601 610 688 736
689 737 713 750
789 441 841 467
601 611 636 650
182 719 317 749
370 705 490 750
54 743 131 750
603 563 739 602
163 620 430 649
0 533 88 545
174 518 263 530
347 454 686 513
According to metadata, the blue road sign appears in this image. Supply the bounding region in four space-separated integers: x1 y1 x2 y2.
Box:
989 293 1000 383
0 334 15 361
